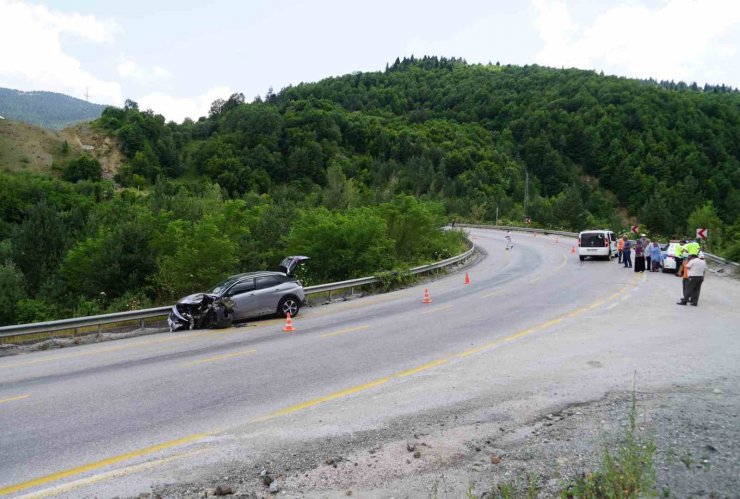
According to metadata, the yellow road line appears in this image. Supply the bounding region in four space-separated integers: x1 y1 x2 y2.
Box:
320 325 370 339
395 358 448 377
18 448 209 499
1 266 645 495
530 254 568 284
556 254 567 270
481 290 505 298
181 349 257 367
0 394 30 404
420 304 454 315
0 434 207 495
588 300 606 309
261 378 390 420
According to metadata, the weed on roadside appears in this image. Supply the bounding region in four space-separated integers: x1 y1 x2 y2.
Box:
560 392 657 498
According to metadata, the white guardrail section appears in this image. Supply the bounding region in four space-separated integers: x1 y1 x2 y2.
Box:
0 240 476 341
458 224 738 270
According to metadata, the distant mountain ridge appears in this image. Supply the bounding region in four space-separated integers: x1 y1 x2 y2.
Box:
0 87 108 130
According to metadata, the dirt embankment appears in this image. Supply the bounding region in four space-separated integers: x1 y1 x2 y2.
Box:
0 119 122 179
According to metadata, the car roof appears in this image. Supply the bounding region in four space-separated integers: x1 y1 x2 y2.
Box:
230 271 286 281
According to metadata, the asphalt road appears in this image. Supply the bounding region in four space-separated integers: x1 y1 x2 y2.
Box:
1 228 738 497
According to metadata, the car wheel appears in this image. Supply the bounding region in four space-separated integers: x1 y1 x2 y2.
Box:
278 296 300 318
579 256 585 261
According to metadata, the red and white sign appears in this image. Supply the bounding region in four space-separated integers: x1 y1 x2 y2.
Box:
696 228 708 239
630 225 639 234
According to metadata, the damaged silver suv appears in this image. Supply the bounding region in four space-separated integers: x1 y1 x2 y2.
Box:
168 256 309 331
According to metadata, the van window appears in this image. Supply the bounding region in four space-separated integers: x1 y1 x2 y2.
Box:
581 232 606 247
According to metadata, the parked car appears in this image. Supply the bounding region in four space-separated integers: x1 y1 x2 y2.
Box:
662 242 683 273
168 256 309 331
578 230 618 261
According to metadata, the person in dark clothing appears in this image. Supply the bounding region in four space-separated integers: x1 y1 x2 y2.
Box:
622 238 632 268
634 240 645 272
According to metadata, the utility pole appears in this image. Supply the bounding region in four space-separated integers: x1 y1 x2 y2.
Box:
496 205 499 225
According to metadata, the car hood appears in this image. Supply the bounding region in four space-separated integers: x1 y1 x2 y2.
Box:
177 293 215 305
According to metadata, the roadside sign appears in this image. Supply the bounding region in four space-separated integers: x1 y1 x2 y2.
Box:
696 228 708 239
525 217 532 225
631 225 639 234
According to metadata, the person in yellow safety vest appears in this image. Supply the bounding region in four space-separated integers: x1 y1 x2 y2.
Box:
674 241 685 276
686 240 701 257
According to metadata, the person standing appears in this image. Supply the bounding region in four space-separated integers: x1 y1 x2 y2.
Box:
617 236 625 263
679 253 707 306
505 230 513 250
686 239 700 258
634 239 645 272
622 237 632 268
649 241 662 272
641 235 652 270
674 241 685 276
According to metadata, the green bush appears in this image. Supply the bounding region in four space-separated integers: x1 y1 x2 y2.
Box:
62 155 102 183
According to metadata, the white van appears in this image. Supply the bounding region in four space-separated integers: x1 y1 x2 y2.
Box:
578 230 618 261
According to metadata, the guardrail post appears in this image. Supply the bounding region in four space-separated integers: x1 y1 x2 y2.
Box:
140 319 145 330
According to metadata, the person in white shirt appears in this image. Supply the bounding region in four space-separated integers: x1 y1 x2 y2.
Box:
678 254 707 306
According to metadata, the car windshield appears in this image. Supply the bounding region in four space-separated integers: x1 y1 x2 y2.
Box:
207 276 241 295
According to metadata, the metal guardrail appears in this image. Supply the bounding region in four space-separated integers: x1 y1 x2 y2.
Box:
703 252 740 268
0 241 476 341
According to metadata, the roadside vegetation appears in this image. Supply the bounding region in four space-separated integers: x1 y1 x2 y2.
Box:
1 57 740 325
467 395 657 499
0 171 463 325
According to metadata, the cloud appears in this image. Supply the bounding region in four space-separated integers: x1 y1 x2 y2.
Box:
533 0 740 85
0 0 123 104
137 86 233 123
116 58 172 83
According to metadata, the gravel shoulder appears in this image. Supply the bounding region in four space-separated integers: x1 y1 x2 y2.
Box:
144 376 738 499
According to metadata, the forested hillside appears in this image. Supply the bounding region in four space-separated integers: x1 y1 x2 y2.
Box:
1 59 739 326
0 88 107 130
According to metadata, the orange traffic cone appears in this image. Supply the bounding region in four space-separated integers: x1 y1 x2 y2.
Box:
282 313 295 332
464 272 471 285
571 245 576 254
422 288 432 304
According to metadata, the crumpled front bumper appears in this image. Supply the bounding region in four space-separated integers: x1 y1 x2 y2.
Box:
167 306 189 331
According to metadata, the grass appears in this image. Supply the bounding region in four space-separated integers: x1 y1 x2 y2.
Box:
463 392 657 499
559 393 657 498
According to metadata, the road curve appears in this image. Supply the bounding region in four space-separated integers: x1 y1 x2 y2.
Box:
0 228 738 497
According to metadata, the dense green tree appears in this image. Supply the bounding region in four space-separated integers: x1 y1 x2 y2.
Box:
0 263 25 325
152 214 240 301
10 202 68 294
284 207 395 282
686 202 723 249
62 155 102 182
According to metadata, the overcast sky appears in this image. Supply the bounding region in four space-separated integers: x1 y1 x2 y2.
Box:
1 0 739 122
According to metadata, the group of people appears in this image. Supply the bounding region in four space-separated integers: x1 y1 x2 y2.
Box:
617 233 663 272
616 234 707 306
